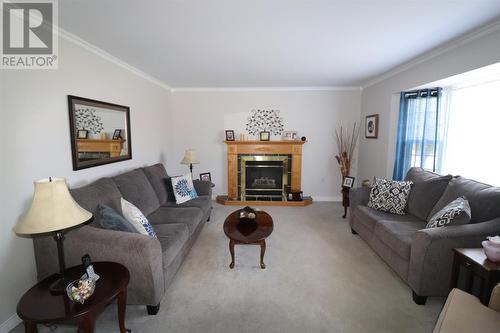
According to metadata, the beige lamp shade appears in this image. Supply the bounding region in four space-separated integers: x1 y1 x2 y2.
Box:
13 178 93 235
180 149 199 165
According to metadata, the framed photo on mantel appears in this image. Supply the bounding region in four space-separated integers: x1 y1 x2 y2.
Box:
365 114 379 139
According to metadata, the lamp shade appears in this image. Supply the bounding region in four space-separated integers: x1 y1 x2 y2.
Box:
180 149 199 165
13 178 92 235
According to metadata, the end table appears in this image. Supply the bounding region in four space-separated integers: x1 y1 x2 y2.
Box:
450 248 500 305
17 261 130 333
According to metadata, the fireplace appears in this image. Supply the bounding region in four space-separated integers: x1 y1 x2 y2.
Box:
239 155 290 201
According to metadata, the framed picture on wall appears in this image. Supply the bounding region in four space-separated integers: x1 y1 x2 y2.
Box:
200 172 212 182
225 130 235 141
365 114 379 139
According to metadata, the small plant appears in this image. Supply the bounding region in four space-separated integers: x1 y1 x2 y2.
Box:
335 123 359 179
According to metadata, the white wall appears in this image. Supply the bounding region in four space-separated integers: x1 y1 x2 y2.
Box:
169 89 362 200
358 23 500 182
0 36 172 330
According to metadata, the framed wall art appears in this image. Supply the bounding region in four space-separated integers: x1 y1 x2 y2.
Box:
365 114 379 139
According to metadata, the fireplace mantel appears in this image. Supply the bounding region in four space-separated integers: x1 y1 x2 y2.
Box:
217 140 312 206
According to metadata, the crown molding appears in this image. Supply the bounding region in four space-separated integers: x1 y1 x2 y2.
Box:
57 28 172 92
362 19 500 89
171 86 362 92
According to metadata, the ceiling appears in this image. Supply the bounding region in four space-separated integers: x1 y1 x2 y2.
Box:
59 0 500 88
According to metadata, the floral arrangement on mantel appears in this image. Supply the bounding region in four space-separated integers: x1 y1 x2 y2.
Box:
335 123 359 180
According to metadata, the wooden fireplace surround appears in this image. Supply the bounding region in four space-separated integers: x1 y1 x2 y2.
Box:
217 140 312 206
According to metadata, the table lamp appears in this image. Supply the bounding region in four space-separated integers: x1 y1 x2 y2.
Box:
13 177 93 294
180 149 199 174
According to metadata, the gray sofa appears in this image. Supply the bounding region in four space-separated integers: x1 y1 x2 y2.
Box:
349 167 500 305
33 163 212 314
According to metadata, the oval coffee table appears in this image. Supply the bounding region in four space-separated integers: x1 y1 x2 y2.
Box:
223 209 274 269
17 261 130 333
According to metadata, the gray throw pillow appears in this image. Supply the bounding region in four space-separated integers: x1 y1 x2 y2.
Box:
96 204 138 233
405 174 452 221
367 178 413 215
426 197 471 228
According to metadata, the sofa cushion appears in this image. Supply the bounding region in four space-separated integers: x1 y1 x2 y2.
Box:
405 168 452 221
147 207 203 235
113 169 160 216
154 223 189 267
368 178 413 215
353 206 424 233
143 164 170 205
429 176 500 223
95 204 138 233
426 197 471 228
162 195 212 215
375 220 427 259
70 177 122 226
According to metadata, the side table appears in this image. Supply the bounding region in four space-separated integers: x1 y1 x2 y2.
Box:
17 261 130 333
450 248 500 305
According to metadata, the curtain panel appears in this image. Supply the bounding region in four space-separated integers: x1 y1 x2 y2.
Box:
393 88 445 180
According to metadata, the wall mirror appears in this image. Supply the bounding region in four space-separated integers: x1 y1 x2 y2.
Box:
68 95 132 170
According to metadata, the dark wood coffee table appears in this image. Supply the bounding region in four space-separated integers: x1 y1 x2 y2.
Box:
223 209 274 269
17 261 130 333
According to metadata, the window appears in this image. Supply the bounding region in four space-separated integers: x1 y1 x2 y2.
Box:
440 79 500 186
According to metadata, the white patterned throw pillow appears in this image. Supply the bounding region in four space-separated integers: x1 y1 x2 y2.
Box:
426 197 471 228
367 178 413 215
120 198 157 237
171 173 198 204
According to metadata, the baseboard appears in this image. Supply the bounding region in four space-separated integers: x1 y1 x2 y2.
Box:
0 314 21 333
312 196 342 202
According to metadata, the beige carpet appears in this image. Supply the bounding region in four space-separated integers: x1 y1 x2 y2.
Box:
12 203 445 333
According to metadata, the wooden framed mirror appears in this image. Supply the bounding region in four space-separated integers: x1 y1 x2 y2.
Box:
68 95 132 170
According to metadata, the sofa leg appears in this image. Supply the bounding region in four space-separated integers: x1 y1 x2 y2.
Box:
351 228 358 235
412 291 427 305
147 303 160 315
207 214 211 222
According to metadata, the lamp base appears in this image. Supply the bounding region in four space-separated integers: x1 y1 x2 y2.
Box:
49 275 73 295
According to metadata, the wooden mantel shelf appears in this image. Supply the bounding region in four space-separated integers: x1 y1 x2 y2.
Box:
221 139 311 206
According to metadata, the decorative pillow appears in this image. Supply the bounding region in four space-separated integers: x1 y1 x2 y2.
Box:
120 198 157 237
426 197 471 229
171 173 198 204
95 204 138 233
367 178 413 215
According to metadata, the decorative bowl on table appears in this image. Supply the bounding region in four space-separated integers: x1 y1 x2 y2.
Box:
66 278 96 304
238 206 257 224
482 236 500 262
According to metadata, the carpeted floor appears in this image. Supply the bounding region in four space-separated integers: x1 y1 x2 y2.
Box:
12 202 445 333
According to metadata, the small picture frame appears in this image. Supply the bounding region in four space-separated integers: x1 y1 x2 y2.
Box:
282 130 298 141
343 176 355 188
200 172 211 182
365 114 379 139
77 129 88 139
225 130 235 141
260 131 270 141
112 129 122 140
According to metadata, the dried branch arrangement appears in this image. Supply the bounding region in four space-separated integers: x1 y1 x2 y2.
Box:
335 123 359 178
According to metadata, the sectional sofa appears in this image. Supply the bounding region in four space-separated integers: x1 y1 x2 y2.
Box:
33 163 212 314
349 167 500 304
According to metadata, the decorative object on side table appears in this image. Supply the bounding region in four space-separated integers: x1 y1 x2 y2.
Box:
482 236 500 262
181 149 199 174
225 130 235 141
200 172 212 182
365 114 379 139
13 177 93 294
238 206 257 223
335 123 359 218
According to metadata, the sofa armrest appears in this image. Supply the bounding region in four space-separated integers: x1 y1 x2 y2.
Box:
409 218 500 296
193 179 213 196
489 283 500 312
349 186 371 208
33 225 164 305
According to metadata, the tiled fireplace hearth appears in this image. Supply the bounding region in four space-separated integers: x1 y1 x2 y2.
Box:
216 140 312 206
